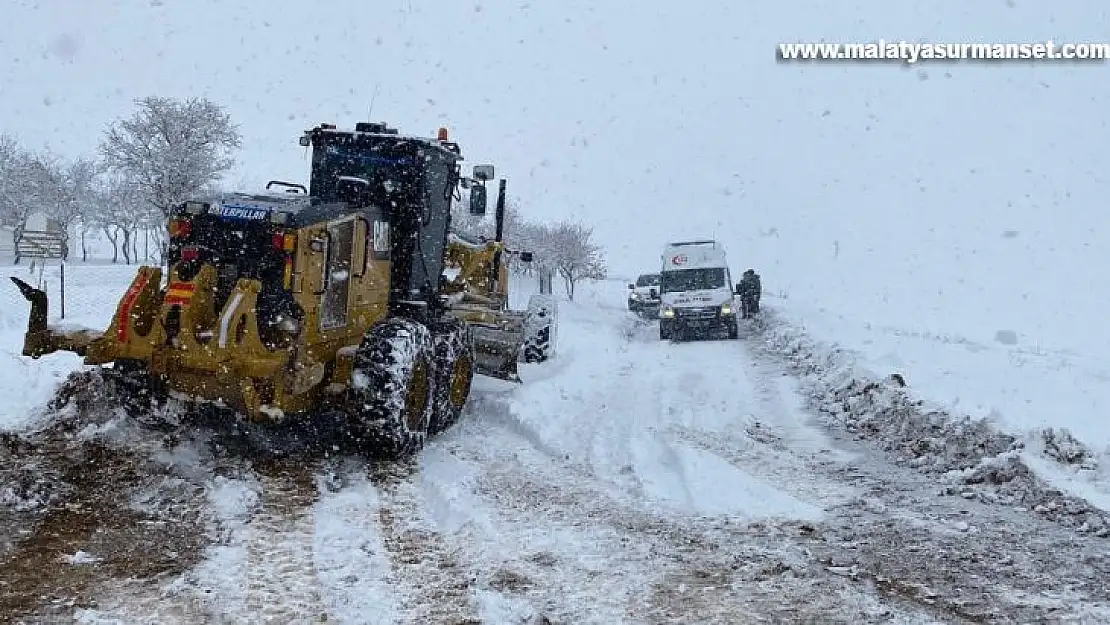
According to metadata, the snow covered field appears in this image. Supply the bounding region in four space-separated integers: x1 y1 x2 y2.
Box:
767 296 1110 445
3 267 1110 622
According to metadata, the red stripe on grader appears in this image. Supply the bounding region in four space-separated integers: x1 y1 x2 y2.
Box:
164 296 191 306
167 282 195 292
116 272 151 342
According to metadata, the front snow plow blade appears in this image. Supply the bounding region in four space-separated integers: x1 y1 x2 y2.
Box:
445 296 525 383
469 319 525 382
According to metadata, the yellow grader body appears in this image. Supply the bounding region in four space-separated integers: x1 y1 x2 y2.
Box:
14 215 396 421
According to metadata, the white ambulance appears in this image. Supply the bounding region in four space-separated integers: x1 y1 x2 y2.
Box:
658 240 738 340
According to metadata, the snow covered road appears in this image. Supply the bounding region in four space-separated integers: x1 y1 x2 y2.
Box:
4 280 1110 623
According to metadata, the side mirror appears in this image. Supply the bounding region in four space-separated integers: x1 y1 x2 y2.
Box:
735 283 742 294
473 164 495 181
469 184 487 215
628 283 635 289
520 251 534 262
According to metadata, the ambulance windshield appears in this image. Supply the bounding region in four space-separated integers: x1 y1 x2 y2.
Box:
660 267 726 293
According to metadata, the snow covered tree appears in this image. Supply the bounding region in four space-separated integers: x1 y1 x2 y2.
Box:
0 136 20 229
0 139 41 262
27 153 98 260
448 191 536 273
449 190 527 242
449 188 488 240
99 96 241 222
90 174 150 264
61 157 100 262
447 186 605 298
13 150 70 265
543 220 607 300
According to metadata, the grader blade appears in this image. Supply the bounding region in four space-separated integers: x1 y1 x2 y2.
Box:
469 323 523 382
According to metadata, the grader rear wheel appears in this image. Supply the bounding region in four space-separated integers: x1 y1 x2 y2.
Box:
429 316 475 435
404 358 432 432
451 353 473 408
349 318 437 459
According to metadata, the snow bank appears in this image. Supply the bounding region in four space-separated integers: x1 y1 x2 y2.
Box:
771 297 1110 452
751 298 1110 536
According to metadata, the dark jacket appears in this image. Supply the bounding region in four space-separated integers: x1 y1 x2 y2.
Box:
738 271 760 300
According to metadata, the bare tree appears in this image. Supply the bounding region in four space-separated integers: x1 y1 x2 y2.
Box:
64 158 101 262
100 96 241 225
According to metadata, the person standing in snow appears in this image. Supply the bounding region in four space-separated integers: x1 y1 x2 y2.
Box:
737 269 761 318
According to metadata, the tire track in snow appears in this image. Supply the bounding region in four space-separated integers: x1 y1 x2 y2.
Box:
446 330 945 625
367 460 483 624
446 426 947 624
241 459 328 623
640 320 1110 622
421 435 663 624
453 306 1094 623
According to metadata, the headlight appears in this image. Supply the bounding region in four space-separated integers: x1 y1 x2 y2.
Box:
662 307 675 318
721 303 733 315
630 292 642 299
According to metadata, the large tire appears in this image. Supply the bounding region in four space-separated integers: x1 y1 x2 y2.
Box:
521 293 556 363
429 316 474 435
349 318 437 459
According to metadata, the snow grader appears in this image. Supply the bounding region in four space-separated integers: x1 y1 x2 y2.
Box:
9 121 550 458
